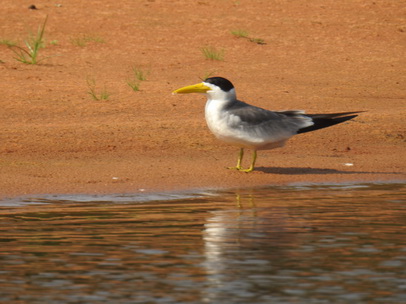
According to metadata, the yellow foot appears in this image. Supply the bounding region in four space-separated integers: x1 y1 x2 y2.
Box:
227 166 254 172
227 166 242 171
239 167 254 173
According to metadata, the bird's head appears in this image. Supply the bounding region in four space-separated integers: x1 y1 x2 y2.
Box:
173 77 236 101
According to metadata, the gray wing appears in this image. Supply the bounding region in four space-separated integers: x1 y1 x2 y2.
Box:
224 100 313 142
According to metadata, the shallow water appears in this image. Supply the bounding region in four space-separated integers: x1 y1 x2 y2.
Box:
0 183 405 304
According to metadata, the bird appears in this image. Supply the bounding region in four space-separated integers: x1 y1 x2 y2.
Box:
172 77 360 172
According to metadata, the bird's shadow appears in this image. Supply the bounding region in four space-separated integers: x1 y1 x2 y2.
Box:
256 166 400 175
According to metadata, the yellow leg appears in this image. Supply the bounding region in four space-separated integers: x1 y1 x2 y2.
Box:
228 149 257 172
228 148 244 170
240 150 257 173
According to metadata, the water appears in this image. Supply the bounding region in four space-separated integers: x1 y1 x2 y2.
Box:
0 183 405 304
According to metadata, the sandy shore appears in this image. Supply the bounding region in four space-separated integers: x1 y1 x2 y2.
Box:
1 1 405 199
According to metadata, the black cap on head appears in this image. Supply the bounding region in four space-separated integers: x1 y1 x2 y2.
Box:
204 77 234 92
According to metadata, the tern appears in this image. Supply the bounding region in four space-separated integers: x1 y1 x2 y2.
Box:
173 77 359 172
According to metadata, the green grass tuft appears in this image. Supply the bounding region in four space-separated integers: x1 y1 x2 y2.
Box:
0 39 17 47
231 29 249 38
132 66 148 81
127 81 140 92
6 15 50 64
201 46 225 61
86 77 110 101
231 29 266 45
126 66 149 91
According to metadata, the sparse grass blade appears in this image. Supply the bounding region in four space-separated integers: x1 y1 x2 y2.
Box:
201 46 224 61
87 77 98 100
126 66 148 91
99 89 110 100
231 29 266 45
0 39 17 47
199 71 217 81
127 79 140 92
86 77 110 101
8 15 49 64
231 29 249 38
249 37 266 45
132 66 148 81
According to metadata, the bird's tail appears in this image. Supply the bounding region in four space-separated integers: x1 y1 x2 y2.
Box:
297 111 362 134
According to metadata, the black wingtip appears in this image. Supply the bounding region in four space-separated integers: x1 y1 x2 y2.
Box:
297 113 360 134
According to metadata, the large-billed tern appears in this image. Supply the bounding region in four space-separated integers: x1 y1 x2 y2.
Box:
173 77 359 172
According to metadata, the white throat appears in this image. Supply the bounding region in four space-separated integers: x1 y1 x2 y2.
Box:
204 85 236 103
204 87 238 142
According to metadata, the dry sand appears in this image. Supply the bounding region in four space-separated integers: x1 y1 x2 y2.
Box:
1 0 405 199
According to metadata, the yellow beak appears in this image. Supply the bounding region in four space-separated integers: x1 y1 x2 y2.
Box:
172 83 211 94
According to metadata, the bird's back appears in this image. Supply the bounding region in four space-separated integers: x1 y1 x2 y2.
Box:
205 98 313 149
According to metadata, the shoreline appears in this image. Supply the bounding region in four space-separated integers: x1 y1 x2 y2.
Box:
2 179 405 204
2 169 404 202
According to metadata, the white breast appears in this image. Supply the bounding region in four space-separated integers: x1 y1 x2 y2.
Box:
205 99 235 135
205 99 272 149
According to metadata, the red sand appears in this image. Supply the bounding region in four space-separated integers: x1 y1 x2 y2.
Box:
1 1 405 199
